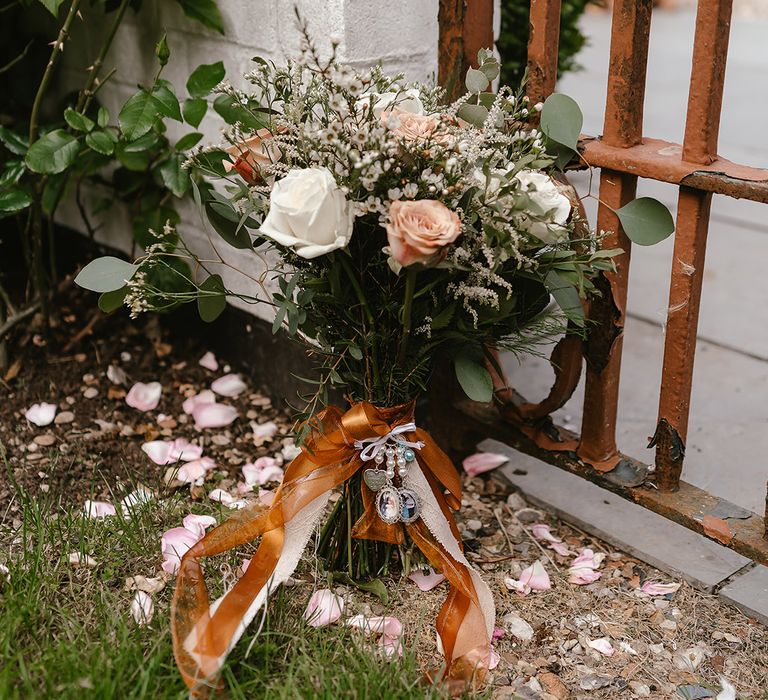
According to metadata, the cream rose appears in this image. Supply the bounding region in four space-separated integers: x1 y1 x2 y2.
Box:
223 128 280 184
514 170 572 245
260 167 354 259
381 108 451 145
385 200 462 267
364 88 424 117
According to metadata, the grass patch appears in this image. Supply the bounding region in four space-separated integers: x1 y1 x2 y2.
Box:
0 468 452 699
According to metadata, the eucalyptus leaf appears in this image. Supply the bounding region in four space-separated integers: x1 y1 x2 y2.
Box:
118 90 159 141
197 274 226 322
456 103 488 128
75 256 139 293
98 286 128 313
25 130 80 174
186 61 225 98
540 93 583 151
545 270 584 327
615 197 675 246
205 201 253 249
182 98 207 127
454 355 493 403
465 67 490 93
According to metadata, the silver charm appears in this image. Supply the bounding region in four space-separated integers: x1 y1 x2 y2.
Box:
398 488 421 523
363 468 388 492
376 486 402 524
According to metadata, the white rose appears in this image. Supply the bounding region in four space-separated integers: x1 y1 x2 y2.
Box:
260 167 354 259
363 88 425 117
514 170 572 245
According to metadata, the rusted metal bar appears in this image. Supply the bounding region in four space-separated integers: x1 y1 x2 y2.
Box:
654 0 733 492
577 0 653 473
437 0 494 101
527 0 562 110
576 137 768 203
457 399 768 566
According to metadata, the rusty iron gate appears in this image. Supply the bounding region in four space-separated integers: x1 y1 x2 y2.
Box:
435 0 768 565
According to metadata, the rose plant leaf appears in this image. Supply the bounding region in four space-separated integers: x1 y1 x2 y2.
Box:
41 173 67 214
97 106 110 128
175 0 225 34
119 90 160 141
152 82 183 122
197 274 227 322
0 188 33 214
37 0 65 16
0 126 28 155
86 130 115 155
24 130 80 174
64 107 95 133
182 98 207 128
540 93 583 152
0 160 25 188
75 256 139 293
616 197 675 246
544 270 585 327
213 94 266 130
98 286 129 313
454 355 493 403
175 132 203 152
158 153 192 197
186 61 225 98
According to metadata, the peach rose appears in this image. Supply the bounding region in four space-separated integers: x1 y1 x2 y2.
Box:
382 108 450 144
385 200 462 267
223 128 280 184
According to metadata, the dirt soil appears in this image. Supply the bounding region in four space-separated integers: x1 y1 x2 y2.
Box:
1 287 767 699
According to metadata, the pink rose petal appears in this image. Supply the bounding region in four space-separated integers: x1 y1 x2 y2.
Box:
240 558 251 575
258 488 275 507
252 420 278 440
531 523 573 556
142 438 203 465
242 457 284 486
571 548 605 569
640 580 681 597
380 634 404 658
176 457 216 484
182 513 217 538
506 560 551 595
192 402 238 429
126 382 162 411
25 402 57 426
492 627 506 641
347 614 403 638
208 488 234 505
211 373 247 398
199 351 219 372
408 567 446 591
588 637 615 657
130 590 154 626
550 541 573 557
462 451 509 477
120 486 154 517
160 515 216 575
303 589 344 627
487 646 500 670
182 390 217 416
568 567 602 585
83 500 117 519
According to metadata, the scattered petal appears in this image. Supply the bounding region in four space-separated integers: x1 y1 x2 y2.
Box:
142 438 203 465
68 552 98 568
303 589 344 627
0 563 9 583
209 488 235 505
25 402 57 427
503 613 534 642
125 575 167 594
716 677 736 700
258 488 275 506
492 627 506 642
176 457 217 484
120 486 154 517
531 522 573 556
347 614 403 638
380 634 404 658
106 364 127 385
130 591 154 626
550 541 573 557
125 382 162 411
182 513 217 538
281 443 301 461
572 548 605 569
242 457 284 486
486 646 500 670
192 402 238 429
211 373 247 397
240 558 251 576
198 351 218 372
251 420 278 440
161 525 203 575
619 641 638 656
83 500 116 519
588 637 615 657
520 560 551 591
640 580 681 597
462 451 508 477
407 567 446 591
182 390 217 415
568 548 605 585
674 646 706 672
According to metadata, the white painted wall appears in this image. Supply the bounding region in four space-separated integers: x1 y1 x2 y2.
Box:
59 0 440 320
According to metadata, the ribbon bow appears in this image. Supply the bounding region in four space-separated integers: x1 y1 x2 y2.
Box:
171 401 495 697
353 421 425 461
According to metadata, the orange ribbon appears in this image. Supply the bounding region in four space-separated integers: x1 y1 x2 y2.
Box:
171 401 494 696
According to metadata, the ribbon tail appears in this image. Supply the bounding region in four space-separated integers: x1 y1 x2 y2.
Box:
404 464 495 690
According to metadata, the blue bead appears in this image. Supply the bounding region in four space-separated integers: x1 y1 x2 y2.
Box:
403 448 416 462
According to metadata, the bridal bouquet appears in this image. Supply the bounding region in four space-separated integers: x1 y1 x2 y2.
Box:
76 33 630 695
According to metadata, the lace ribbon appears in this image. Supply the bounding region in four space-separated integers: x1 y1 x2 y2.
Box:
171 401 495 697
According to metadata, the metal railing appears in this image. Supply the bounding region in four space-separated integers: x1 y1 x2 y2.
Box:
436 0 768 564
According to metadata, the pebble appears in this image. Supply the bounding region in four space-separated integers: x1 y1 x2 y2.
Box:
466 518 482 531
83 387 98 399
54 411 75 424
34 434 56 447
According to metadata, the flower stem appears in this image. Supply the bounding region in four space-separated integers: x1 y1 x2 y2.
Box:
396 266 417 365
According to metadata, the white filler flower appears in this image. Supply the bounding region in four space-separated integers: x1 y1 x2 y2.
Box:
260 167 354 259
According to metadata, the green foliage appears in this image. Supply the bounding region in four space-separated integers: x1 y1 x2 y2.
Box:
74 256 139 293
186 60 225 98
616 197 676 245
24 129 79 174
176 0 225 34
540 93 583 168
454 355 494 403
197 274 227 322
497 0 593 87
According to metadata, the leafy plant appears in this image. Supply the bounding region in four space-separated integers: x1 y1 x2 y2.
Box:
0 0 225 370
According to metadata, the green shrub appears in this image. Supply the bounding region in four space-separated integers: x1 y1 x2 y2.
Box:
497 0 593 87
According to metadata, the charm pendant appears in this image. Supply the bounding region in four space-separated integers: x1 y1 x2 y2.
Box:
363 468 388 492
376 486 402 524
398 488 420 523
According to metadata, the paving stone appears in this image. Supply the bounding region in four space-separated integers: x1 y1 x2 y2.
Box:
718 565 768 625
482 440 751 592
